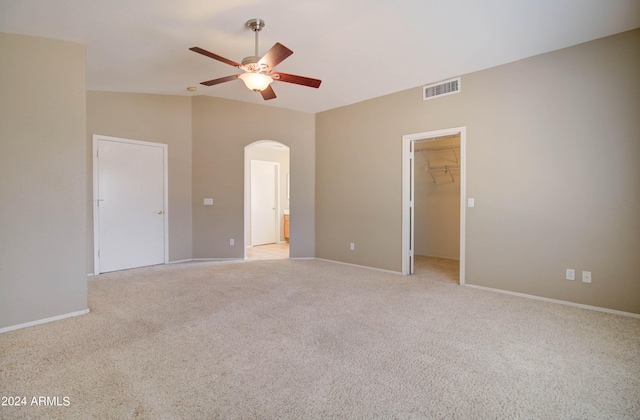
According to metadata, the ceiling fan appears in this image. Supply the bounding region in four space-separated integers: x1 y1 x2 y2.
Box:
190 19 322 100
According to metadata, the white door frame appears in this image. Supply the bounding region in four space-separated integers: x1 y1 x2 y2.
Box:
92 134 169 275
402 127 466 284
244 140 290 259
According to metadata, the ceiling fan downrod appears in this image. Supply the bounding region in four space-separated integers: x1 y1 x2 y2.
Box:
246 18 265 57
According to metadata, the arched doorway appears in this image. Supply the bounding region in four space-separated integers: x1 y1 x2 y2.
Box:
244 141 290 260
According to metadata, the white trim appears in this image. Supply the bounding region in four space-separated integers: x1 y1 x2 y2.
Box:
315 258 402 275
92 134 169 275
168 259 193 264
402 127 466 285
0 309 90 334
465 284 640 319
190 258 245 262
290 257 315 260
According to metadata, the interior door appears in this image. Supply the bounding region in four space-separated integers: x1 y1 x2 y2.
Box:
95 138 166 273
251 160 277 246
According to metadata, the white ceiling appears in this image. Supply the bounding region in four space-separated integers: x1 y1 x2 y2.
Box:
2 0 639 113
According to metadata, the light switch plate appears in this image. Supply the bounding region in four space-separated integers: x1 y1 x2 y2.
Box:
204 198 213 206
467 198 475 208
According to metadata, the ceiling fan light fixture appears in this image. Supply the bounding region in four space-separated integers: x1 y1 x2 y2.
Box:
190 17 321 100
238 72 273 92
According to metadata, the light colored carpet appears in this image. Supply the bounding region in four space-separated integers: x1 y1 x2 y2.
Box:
414 255 459 283
1 258 639 419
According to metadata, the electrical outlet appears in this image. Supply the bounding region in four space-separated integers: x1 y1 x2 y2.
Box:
566 269 575 280
229 239 234 246
350 243 355 251
582 271 592 283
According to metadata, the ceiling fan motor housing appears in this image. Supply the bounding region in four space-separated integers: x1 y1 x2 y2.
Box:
241 56 268 73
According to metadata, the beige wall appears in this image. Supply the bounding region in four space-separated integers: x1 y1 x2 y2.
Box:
192 96 315 259
0 33 87 328
316 29 640 314
414 136 461 259
86 91 193 270
245 145 290 245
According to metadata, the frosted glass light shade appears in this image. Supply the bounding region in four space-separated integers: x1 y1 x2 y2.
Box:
238 73 273 91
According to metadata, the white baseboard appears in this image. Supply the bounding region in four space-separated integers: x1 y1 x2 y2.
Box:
315 258 402 275
190 258 244 262
0 309 91 334
168 259 193 264
465 284 640 319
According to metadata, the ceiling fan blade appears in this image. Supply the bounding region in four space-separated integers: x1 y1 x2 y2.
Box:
272 72 322 88
190 47 241 67
258 43 293 70
260 85 277 100
200 75 239 86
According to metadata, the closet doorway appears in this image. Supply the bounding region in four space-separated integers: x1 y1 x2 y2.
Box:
244 141 290 260
402 127 466 284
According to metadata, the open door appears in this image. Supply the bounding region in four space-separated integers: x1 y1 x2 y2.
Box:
250 160 279 246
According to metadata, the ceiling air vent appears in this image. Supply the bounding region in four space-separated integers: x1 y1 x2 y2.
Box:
423 77 461 101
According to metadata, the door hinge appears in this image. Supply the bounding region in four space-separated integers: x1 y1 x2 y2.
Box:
409 200 414 208
97 250 100 257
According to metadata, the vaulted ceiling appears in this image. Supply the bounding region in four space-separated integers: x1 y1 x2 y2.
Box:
2 0 639 113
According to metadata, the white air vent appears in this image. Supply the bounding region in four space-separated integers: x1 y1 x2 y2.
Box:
423 77 461 100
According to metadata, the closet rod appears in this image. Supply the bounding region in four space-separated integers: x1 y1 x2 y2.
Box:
424 165 457 183
423 166 460 172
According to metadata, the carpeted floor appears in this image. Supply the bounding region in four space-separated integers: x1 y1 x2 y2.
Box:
1 258 639 419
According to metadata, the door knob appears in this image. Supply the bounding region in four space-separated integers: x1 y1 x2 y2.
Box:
157 210 164 215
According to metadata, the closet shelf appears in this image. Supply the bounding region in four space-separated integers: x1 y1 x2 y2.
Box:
423 165 459 183
414 145 460 153
417 143 461 184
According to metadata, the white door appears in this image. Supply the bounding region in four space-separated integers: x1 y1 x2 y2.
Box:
94 137 167 273
251 160 278 246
